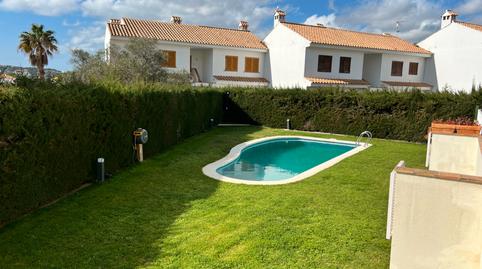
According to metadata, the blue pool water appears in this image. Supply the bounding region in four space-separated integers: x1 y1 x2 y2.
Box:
216 138 356 181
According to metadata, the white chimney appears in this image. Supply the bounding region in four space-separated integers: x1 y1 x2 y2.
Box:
274 8 286 28
170 16 182 24
238 21 249 31
441 10 457 29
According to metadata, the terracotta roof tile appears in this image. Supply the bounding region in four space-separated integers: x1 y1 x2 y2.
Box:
283 22 431 55
108 18 267 50
306 77 369 85
381 81 432 88
213 76 269 83
456 21 482 32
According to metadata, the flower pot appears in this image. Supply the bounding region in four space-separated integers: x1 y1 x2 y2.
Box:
431 123 456 134
431 122 481 136
455 125 481 135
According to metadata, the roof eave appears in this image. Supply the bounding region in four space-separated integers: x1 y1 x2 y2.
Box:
309 42 432 57
109 35 268 51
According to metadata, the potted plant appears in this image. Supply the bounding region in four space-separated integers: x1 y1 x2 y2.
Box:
431 117 481 135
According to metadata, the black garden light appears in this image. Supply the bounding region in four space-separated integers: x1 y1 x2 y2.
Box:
96 158 105 182
133 128 148 162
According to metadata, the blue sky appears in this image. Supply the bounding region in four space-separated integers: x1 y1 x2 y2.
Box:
0 0 480 71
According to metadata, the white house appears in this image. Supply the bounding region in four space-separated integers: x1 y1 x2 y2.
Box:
418 10 482 92
264 9 433 90
105 17 269 87
105 11 438 90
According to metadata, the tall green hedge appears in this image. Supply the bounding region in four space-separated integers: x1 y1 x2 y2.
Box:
224 88 480 142
0 82 222 226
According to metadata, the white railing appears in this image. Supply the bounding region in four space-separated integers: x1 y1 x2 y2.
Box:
356 131 372 147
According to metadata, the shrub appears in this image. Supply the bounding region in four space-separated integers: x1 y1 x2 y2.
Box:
66 39 177 84
0 81 222 226
224 88 480 142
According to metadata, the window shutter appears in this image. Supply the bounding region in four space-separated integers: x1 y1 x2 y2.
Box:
409 62 418 75
162 51 176 68
339 57 351 74
391 61 403 76
245 57 259 73
225 56 238 71
253 58 259 73
318 55 332 72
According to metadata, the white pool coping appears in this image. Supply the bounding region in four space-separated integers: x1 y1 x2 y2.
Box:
202 135 372 185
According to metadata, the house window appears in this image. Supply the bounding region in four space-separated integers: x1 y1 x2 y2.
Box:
162 50 176 68
339 57 351 73
409 62 419 75
391 61 403 76
245 57 259 73
225 56 238 71
318 55 332 72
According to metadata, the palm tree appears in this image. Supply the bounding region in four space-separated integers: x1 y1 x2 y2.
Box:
18 24 58 80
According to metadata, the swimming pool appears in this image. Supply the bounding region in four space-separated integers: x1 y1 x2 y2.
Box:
202 136 370 185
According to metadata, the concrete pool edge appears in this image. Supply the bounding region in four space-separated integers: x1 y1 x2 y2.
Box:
202 135 372 185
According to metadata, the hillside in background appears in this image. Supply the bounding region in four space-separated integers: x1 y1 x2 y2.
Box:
0 64 62 79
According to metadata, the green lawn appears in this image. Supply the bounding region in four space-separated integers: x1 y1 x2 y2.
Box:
0 127 425 268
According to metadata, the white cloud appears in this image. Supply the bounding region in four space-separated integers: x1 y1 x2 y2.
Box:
0 0 79 16
304 13 337 27
73 0 278 52
304 0 443 42
328 0 336 11
1 0 280 55
62 19 80 27
65 22 104 52
79 0 275 33
457 0 482 15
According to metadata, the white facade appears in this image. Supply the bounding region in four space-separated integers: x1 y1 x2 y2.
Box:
263 23 431 89
263 24 310 88
380 54 425 84
211 48 266 79
305 47 365 80
106 11 482 91
418 21 482 92
105 25 268 87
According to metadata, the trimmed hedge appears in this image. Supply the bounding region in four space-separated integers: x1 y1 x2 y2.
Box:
0 82 222 226
2 83 481 226
224 88 481 142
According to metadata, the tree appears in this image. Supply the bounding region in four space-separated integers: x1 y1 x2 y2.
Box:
68 38 190 84
18 24 58 80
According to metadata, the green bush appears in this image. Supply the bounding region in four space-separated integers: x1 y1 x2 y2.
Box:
0 81 222 226
224 88 480 142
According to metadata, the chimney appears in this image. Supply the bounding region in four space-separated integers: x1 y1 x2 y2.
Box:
238 20 249 31
441 10 457 29
274 8 286 27
170 16 182 24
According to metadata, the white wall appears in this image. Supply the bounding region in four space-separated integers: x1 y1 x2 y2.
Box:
212 80 268 87
104 25 111 61
429 133 481 176
191 49 213 82
390 172 482 269
419 23 482 92
363 54 382 86
109 38 191 72
212 48 267 79
380 53 426 83
304 47 364 80
203 49 213 83
264 24 311 88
